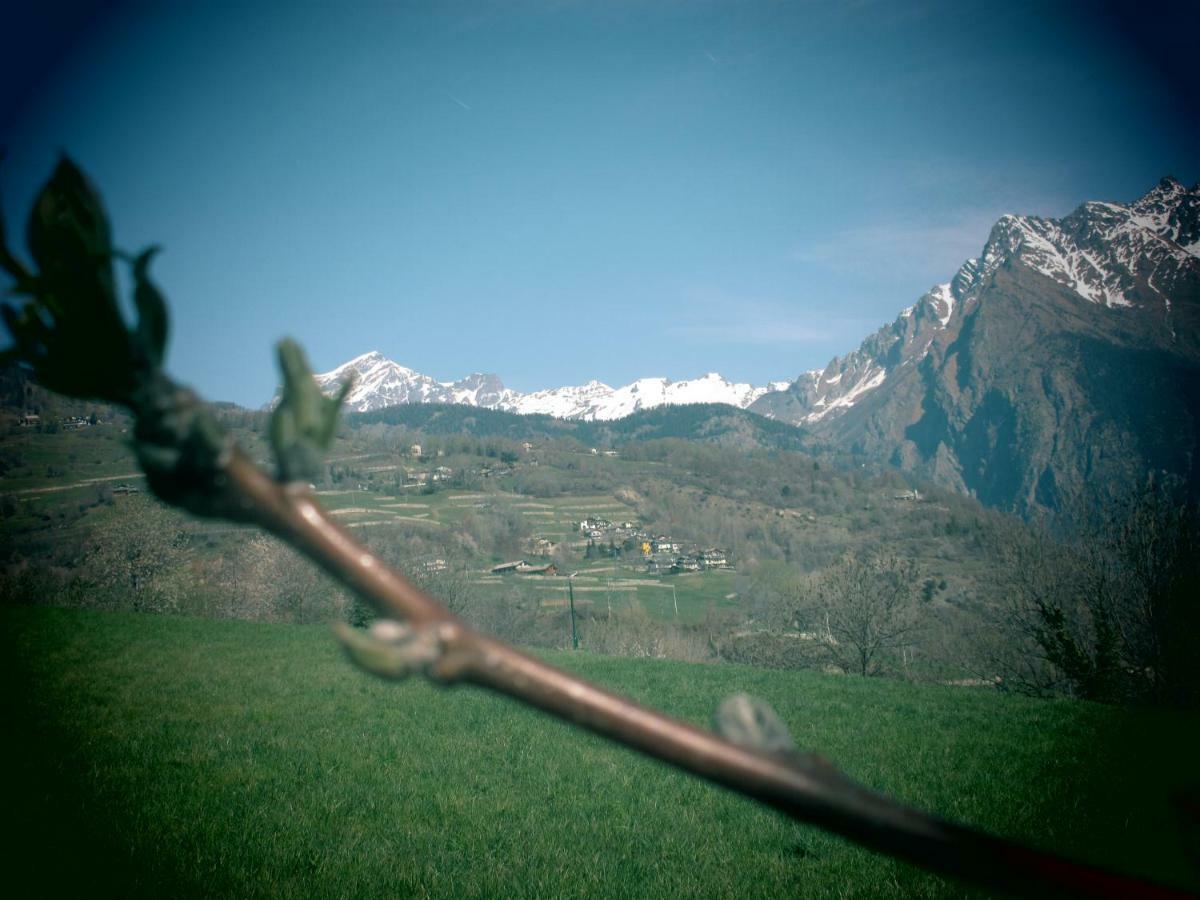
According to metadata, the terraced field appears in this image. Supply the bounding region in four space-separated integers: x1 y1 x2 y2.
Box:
311 482 736 622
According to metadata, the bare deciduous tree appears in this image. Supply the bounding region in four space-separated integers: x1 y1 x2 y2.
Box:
805 554 920 677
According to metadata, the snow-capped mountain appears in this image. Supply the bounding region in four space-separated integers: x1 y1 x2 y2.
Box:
756 176 1200 428
967 175 1199 311
304 351 787 421
753 176 1200 514
315 353 521 411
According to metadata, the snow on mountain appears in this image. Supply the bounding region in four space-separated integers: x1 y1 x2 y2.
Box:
310 351 521 412
964 176 1200 310
447 373 517 408
756 276 959 426
753 176 1200 427
750 176 1200 516
504 372 787 419
299 353 782 421
502 379 617 420
520 372 783 421
930 282 955 326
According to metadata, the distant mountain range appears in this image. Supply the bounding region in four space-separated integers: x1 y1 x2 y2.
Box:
291 176 1200 515
304 352 789 422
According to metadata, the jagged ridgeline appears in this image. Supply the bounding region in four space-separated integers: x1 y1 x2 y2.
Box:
748 178 1200 514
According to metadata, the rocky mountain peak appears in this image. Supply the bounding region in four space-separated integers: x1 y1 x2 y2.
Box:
948 177 1200 313
752 175 1200 515
1132 176 1200 252
329 350 388 375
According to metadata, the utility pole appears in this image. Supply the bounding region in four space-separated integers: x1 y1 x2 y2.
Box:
567 573 579 650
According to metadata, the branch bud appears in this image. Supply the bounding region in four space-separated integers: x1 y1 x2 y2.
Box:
713 693 797 756
333 620 447 681
269 338 351 483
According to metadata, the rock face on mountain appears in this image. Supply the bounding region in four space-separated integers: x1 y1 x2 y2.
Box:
752 177 1200 514
306 352 786 422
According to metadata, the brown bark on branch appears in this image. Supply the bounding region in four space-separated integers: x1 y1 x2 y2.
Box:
221 451 1185 899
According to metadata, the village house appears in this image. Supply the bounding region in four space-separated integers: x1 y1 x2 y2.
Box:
491 559 558 576
644 553 677 574
698 548 730 569
673 555 701 573
476 464 513 479
525 537 558 556
516 563 557 576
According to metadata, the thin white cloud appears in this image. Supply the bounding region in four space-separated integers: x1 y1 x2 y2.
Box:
446 92 472 111
664 292 861 347
790 210 1002 283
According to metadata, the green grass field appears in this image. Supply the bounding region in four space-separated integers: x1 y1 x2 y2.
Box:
527 568 740 623
2 605 1196 898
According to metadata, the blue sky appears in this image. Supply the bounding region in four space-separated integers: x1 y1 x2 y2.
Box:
3 0 1197 407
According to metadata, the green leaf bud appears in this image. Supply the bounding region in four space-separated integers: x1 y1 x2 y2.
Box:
270 338 352 482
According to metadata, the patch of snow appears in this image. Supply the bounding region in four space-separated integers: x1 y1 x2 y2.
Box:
803 366 887 423
930 282 955 326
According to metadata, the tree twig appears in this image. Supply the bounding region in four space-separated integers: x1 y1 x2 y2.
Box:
222 449 1185 899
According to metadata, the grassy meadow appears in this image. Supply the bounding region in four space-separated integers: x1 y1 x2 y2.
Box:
3 604 1197 898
